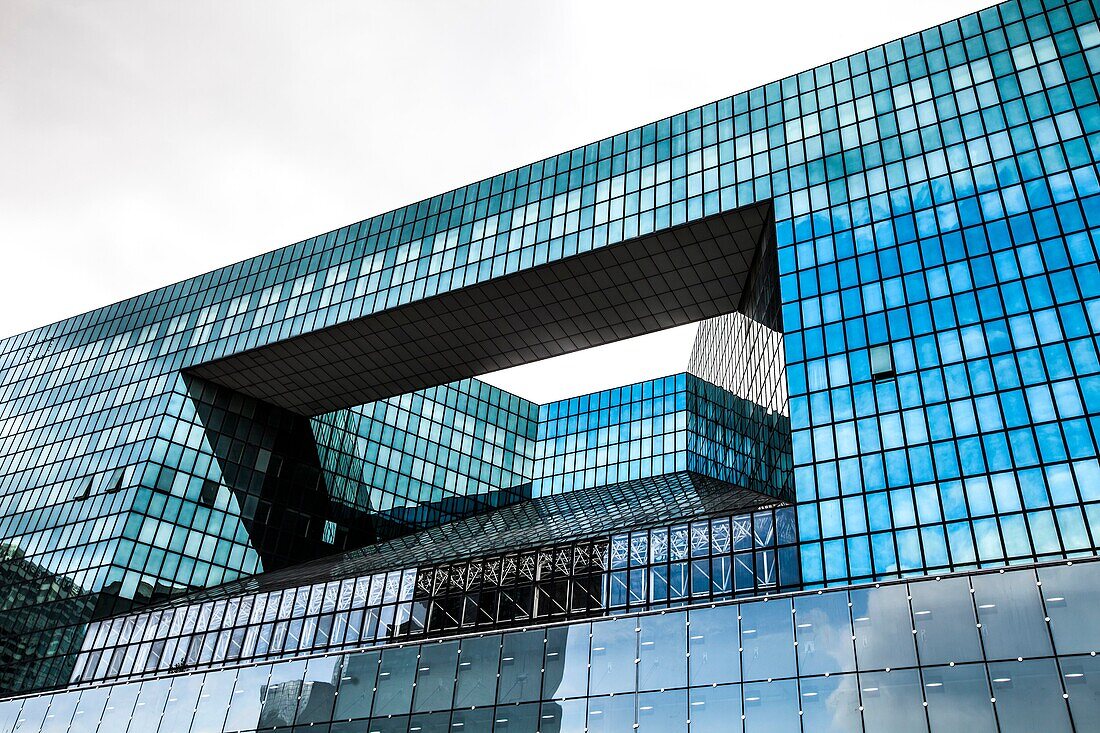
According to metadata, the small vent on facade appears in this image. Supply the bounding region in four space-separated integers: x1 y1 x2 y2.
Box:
75 476 94 500
870 344 895 381
104 467 127 494
199 479 219 506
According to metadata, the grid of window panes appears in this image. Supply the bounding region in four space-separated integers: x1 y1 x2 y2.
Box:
69 568 417 686
311 372 784 522
312 379 538 529
531 374 790 504
415 504 799 635
603 507 800 611
685 375 792 501
4 558 1100 733
67 504 796 687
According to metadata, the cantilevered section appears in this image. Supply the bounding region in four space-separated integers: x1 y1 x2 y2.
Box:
187 202 775 415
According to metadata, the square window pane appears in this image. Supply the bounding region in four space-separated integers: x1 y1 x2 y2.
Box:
538 699 587 733
743 679 799 733
1039 563 1100 655
455 635 501 708
852 585 917 669
544 624 590 700
587 693 635 733
688 684 742 733
373 646 417 716
638 614 686 691
989 659 1072 733
225 664 271 732
922 663 995 733
335 652 379 722
1062 654 1100 730
637 689 686 733
498 631 544 704
590 620 637 695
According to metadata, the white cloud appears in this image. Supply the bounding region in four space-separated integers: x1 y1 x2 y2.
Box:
479 322 700 403
0 0 995 356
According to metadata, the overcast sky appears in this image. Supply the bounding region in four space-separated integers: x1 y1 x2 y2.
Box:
0 0 994 401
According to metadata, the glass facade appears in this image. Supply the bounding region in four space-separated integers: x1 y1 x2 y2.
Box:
0 1 1098 731
66 501 800 687
2 561 1100 732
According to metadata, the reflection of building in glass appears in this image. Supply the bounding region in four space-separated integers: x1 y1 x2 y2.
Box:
257 678 336 729
0 544 93 695
0 1 1099 731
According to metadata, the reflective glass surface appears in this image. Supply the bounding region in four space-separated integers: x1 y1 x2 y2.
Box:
0 2 1098 728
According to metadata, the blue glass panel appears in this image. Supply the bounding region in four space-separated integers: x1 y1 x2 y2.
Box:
191 669 235 733
225 664 271 732
1061 654 1100 730
910 576 982 665
795 591 856 675
590 620 637 695
637 689 687 733
408 712 450 733
988 659 1072 733
68 688 110 733
539 699 587 733
11 697 49 733
688 606 740 685
494 702 539 732
922 663 996 733
544 625 590 700
455 636 501 708
38 693 77 733
859 669 928 733
742 679 799 733
587 693 635 733
499 631 544 704
413 641 458 713
1040 563 1100 655
372 646 417 716
972 569 1052 660
851 585 917 669
799 674 862 733
688 684 741 733
334 653 377 722
638 614 686 691
740 599 796 681
128 679 171 732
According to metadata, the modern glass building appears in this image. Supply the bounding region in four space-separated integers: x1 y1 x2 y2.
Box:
1 0 1099 729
